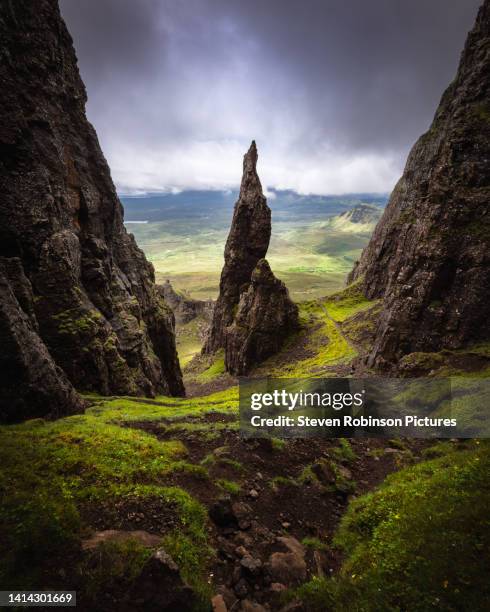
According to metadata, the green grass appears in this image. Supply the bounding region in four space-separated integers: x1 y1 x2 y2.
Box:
293 440 490 612
301 537 330 552
0 393 239 601
262 301 358 377
176 317 206 367
216 479 242 495
270 476 298 490
271 437 287 451
196 352 227 383
332 439 357 463
323 281 374 322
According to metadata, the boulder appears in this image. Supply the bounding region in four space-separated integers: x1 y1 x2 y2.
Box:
267 537 307 586
129 548 198 611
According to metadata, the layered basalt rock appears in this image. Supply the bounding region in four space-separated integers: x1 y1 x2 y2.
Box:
349 1 490 369
225 259 299 375
204 141 272 353
0 0 184 421
204 142 298 373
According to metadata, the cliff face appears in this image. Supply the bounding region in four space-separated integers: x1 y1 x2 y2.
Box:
204 141 271 353
350 1 490 368
204 142 298 373
0 0 184 420
225 259 299 375
0 259 85 422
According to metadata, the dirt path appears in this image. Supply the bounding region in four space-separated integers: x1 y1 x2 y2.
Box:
118 414 430 611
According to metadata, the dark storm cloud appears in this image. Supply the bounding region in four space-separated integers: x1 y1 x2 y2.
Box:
60 0 481 194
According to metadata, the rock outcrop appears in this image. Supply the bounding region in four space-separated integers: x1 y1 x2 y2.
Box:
349 1 490 369
204 141 271 353
0 0 184 421
159 280 214 325
203 142 298 373
128 548 199 611
225 260 299 375
0 260 85 423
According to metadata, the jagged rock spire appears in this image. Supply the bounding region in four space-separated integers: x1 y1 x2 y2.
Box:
225 259 299 375
204 141 271 353
204 142 298 373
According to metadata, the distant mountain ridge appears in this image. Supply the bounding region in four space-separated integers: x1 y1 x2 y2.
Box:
338 203 383 225
323 203 383 234
121 190 388 225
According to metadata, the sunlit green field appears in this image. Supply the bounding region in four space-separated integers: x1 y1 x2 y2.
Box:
128 216 376 301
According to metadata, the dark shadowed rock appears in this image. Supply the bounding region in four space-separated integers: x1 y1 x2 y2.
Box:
204 142 298 373
209 497 239 528
158 280 214 325
204 141 271 353
266 537 307 586
0 0 184 418
128 548 198 611
225 259 299 375
0 262 85 422
349 1 490 369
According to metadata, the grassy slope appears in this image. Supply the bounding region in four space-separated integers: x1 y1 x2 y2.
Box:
1 283 488 610
0 390 237 607
292 440 490 612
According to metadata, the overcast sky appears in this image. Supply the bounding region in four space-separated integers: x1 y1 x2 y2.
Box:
60 0 481 195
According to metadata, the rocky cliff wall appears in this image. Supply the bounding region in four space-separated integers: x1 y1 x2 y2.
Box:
159 280 214 325
0 0 184 420
350 0 490 368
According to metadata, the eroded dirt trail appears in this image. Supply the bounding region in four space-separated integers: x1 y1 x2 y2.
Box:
120 413 429 610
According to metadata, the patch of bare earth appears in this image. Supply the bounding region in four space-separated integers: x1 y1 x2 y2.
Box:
118 414 430 610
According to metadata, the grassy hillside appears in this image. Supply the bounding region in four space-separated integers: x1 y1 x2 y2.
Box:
2 282 488 609
123 193 386 301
